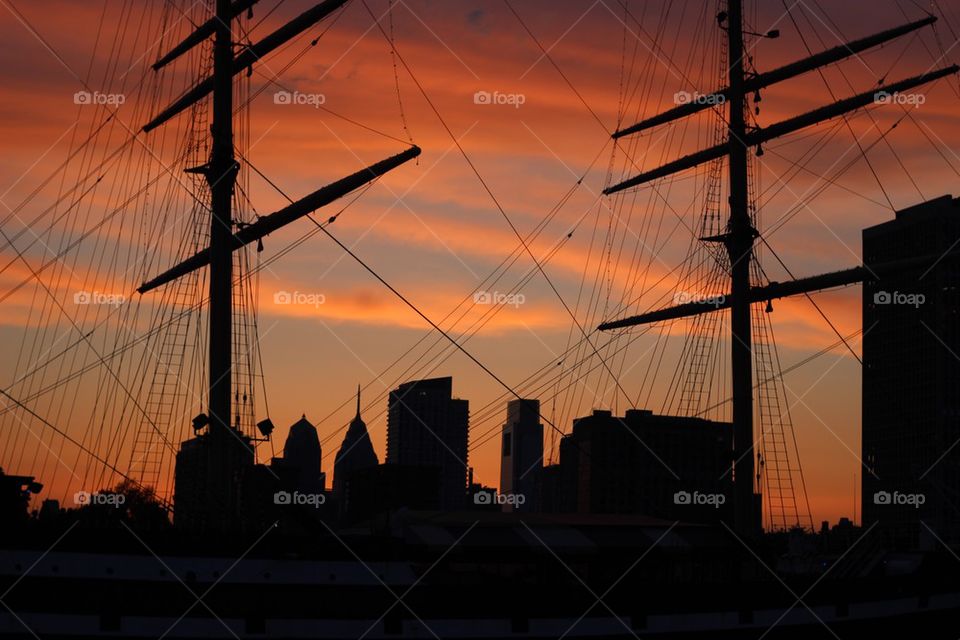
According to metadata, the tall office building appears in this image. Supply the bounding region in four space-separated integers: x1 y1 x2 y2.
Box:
281 414 325 495
499 399 543 512
386 377 469 511
239 415 326 532
862 195 960 548
548 409 732 523
333 387 379 510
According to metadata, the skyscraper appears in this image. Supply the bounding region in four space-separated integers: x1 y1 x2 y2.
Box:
499 398 543 512
238 414 326 532
386 377 469 511
862 195 960 547
549 409 732 522
281 414 325 495
333 386 379 510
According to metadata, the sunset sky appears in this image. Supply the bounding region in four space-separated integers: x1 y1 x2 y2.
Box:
1 0 959 528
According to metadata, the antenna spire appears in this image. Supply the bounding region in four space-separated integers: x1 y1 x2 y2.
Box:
355 384 361 419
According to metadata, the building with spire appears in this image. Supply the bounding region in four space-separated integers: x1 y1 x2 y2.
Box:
333 386 379 512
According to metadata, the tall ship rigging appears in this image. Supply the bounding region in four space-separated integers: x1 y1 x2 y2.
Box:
2 0 960 638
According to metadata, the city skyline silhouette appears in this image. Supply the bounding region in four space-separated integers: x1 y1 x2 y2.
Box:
4 1 959 526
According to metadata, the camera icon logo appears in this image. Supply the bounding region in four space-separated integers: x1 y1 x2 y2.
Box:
474 291 492 304
473 492 493 505
74 91 92 105
873 291 891 305
273 91 292 105
73 291 91 304
473 90 492 105
873 491 891 505
73 491 91 505
274 491 291 505
673 91 692 105
673 490 691 505
273 291 292 305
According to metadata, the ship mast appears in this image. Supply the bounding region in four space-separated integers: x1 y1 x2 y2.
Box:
600 3 955 536
724 0 759 535
208 0 235 453
139 0 420 531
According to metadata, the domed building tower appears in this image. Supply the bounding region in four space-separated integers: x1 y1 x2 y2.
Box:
283 414 325 495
